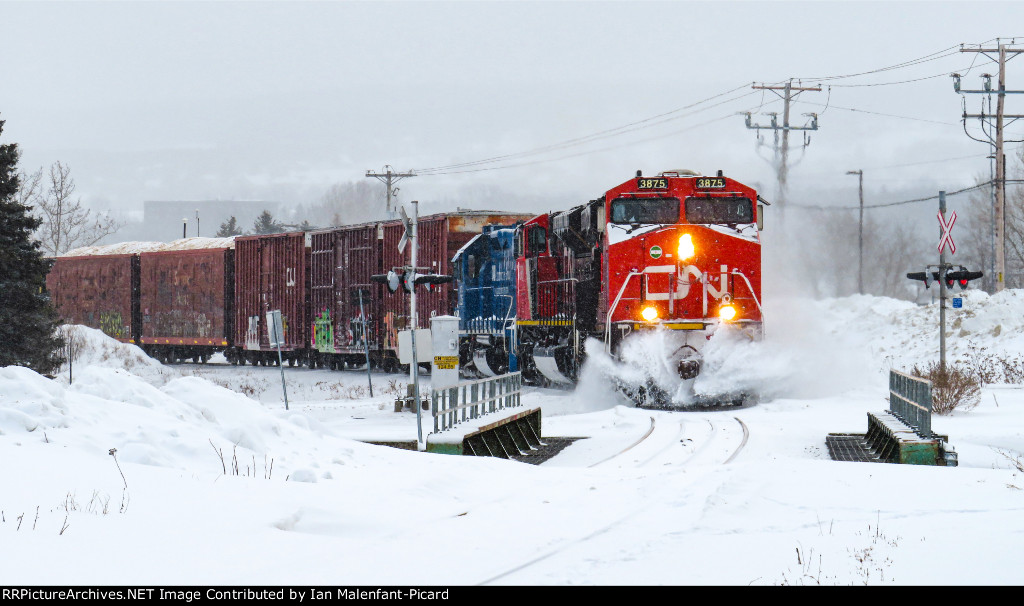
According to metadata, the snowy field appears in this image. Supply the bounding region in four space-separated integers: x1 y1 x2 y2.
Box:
2 292 1024 585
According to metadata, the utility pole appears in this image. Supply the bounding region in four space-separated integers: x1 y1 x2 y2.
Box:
847 169 865 294
955 40 1024 292
744 80 821 210
366 165 416 218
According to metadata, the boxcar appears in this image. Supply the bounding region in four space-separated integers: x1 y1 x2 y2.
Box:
138 247 234 363
308 223 380 370
46 254 139 343
230 232 309 366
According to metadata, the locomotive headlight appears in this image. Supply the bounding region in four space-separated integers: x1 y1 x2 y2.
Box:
678 234 695 261
641 306 659 322
718 304 737 322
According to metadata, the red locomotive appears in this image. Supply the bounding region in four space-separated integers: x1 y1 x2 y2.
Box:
514 169 764 407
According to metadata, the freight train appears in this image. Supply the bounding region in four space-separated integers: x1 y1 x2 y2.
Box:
46 169 764 407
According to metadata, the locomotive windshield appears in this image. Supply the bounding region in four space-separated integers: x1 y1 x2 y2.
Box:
610 198 680 225
684 196 754 224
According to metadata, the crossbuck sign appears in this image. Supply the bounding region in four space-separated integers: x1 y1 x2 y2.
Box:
938 210 957 254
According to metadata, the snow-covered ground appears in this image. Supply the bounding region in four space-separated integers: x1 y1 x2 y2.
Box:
3 292 1024 585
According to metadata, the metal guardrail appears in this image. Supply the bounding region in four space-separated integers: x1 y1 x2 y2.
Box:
431 372 523 434
889 369 933 438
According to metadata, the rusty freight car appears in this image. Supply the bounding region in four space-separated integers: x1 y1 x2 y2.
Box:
309 223 381 370
138 247 234 364
230 232 310 366
46 254 140 343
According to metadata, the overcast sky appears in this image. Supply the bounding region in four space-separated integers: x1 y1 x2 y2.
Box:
3 1 1023 222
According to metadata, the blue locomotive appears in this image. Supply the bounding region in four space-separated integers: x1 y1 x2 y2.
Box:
453 224 520 376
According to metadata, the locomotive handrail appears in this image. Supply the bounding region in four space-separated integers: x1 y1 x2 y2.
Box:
460 284 516 335
604 270 643 353
730 269 764 329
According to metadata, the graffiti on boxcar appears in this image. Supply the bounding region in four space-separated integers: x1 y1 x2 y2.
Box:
312 308 335 353
98 311 129 339
246 315 260 349
153 311 212 338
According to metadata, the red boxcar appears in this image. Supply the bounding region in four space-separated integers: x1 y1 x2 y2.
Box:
232 232 309 365
138 247 234 363
46 254 139 343
309 223 382 369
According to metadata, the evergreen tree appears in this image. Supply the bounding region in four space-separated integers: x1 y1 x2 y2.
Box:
0 117 64 374
216 216 244 237
252 210 283 235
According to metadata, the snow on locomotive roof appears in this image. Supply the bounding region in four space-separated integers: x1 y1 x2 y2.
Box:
62 236 236 257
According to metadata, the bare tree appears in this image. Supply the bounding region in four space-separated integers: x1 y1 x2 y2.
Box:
29 161 120 256
958 174 998 292
16 166 44 208
863 216 919 299
789 206 924 300
303 180 385 227
959 149 1024 291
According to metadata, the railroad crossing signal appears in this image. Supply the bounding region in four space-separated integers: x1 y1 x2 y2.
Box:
938 210 957 254
372 270 454 293
906 266 983 290
398 206 412 253
944 268 984 290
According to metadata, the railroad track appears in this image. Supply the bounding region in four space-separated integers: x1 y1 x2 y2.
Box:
587 414 748 469
478 412 749 585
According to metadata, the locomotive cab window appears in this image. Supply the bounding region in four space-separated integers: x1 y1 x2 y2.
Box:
527 226 547 256
684 196 754 225
610 198 680 225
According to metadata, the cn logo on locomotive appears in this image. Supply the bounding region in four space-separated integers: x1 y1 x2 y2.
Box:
642 264 732 301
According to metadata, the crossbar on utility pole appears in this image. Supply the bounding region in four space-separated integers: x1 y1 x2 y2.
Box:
956 41 1024 291
366 165 416 219
745 80 822 212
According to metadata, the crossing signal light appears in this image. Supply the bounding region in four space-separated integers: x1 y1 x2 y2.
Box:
372 270 455 294
371 270 405 293
907 268 983 290
906 271 940 288
944 269 984 290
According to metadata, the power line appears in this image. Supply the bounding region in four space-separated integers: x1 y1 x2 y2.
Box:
793 45 962 82
789 181 993 210
408 41 1014 179
792 99 959 126
413 84 758 174
824 59 996 88
417 100 780 176
415 88 766 176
